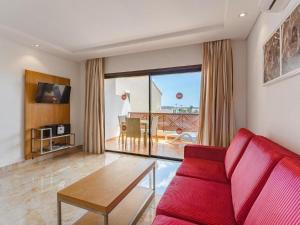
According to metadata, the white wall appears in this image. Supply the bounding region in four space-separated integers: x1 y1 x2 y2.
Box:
104 79 123 140
232 41 247 131
105 44 203 73
247 0 300 153
0 36 82 167
151 82 162 112
115 76 150 112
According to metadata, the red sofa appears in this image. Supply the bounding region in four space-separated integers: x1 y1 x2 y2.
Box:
152 128 300 225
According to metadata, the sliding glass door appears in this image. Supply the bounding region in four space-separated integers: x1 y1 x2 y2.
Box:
104 66 201 160
149 72 201 159
104 75 149 156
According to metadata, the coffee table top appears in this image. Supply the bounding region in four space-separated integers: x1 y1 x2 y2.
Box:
57 157 155 214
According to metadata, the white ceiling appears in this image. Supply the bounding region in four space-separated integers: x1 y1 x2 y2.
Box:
0 0 261 61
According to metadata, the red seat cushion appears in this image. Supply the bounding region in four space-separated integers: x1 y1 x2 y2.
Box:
176 158 228 183
156 176 236 225
244 158 300 225
231 136 292 224
152 215 197 225
225 128 254 179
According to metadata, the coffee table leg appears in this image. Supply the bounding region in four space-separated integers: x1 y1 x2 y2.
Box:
104 214 108 225
57 200 62 225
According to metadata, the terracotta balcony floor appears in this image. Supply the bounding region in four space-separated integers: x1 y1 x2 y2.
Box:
105 137 193 159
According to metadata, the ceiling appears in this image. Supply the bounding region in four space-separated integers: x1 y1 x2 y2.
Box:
0 0 262 61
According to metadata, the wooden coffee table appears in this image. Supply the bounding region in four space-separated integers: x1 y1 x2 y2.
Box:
57 157 156 225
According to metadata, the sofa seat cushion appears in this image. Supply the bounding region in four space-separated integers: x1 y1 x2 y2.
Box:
156 176 236 225
176 158 228 183
231 136 292 224
152 215 198 225
244 158 300 225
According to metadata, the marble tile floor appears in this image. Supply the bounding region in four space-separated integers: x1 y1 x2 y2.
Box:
0 151 180 225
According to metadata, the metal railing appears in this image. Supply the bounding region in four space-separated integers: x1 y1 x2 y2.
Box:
129 112 199 132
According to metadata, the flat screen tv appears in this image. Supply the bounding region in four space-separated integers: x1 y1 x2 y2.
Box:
36 82 71 104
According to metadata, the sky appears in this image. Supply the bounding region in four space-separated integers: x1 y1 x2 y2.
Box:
151 72 201 107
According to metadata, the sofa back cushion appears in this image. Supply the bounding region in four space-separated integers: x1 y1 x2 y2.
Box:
224 128 254 179
244 158 300 225
231 136 291 224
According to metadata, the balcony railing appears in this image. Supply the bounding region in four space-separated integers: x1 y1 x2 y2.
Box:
129 112 199 132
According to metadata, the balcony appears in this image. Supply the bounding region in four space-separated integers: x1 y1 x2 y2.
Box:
129 112 199 133
105 112 199 159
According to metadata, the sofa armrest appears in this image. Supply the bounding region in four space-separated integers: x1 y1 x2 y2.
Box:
184 144 227 162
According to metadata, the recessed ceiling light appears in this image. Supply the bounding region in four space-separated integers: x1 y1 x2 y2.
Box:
239 12 247 18
32 44 40 47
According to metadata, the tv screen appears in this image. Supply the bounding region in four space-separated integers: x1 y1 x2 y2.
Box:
36 82 71 104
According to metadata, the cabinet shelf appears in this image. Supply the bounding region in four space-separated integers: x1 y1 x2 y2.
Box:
42 144 74 153
33 133 75 141
31 128 75 155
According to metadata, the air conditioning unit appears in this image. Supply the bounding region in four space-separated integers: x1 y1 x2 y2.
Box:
260 0 291 12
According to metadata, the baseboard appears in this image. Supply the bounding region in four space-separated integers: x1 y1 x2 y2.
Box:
0 145 83 175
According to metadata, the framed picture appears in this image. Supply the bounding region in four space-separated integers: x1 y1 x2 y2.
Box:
264 29 281 83
282 4 300 75
263 3 300 84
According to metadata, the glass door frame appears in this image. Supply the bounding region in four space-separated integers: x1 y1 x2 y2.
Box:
104 64 201 161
